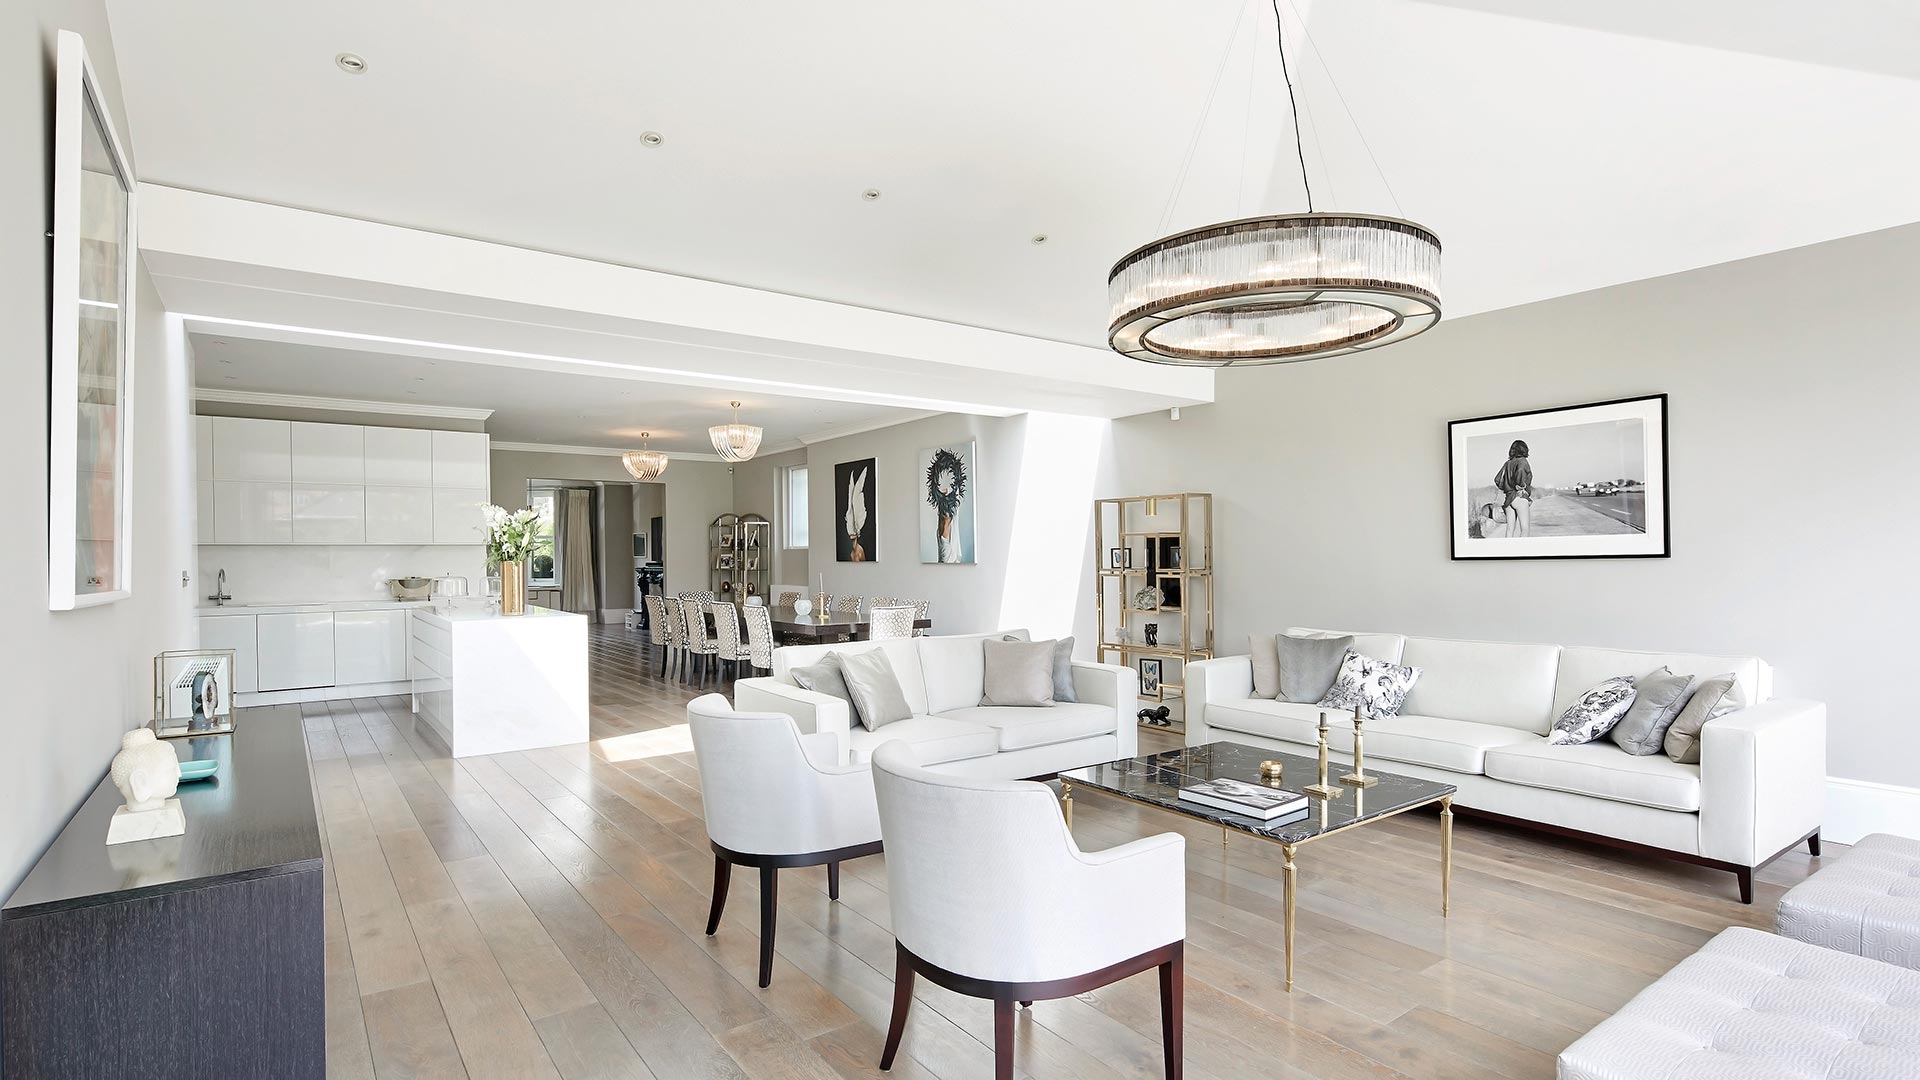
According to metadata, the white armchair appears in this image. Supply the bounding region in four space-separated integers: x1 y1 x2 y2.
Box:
869 741 1186 1079
687 693 882 988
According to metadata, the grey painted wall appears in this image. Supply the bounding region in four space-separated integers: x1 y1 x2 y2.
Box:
1106 224 1920 789
489 449 733 598
805 412 1102 641
731 446 808 585
4 3 198 895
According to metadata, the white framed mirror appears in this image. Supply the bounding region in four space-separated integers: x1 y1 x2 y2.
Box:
49 29 138 610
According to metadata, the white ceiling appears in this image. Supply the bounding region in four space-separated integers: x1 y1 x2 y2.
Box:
191 334 919 454
112 1 1920 345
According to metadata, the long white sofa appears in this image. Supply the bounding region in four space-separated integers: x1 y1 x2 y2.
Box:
1187 627 1827 901
735 630 1137 780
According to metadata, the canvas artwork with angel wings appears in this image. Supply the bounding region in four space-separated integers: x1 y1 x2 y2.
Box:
834 457 877 562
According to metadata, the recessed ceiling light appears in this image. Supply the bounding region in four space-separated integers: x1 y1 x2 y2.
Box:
335 53 368 75
639 131 664 147
1031 233 1049 245
862 188 882 201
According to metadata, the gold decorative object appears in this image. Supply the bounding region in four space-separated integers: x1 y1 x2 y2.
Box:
1340 705 1380 788
1259 759 1285 783
499 560 526 616
1303 711 1340 798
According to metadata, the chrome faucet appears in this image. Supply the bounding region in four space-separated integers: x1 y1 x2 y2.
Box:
206 568 232 607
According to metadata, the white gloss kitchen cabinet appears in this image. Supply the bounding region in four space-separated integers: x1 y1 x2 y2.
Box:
199 604 416 702
199 417 487 547
197 613 259 693
333 609 410 685
256 611 336 692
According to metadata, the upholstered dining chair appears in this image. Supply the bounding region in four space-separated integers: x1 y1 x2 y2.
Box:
707 600 754 680
742 603 775 676
679 595 720 683
644 593 675 676
870 742 1186 1080
776 589 804 608
688 694 882 988
867 604 916 640
834 594 864 615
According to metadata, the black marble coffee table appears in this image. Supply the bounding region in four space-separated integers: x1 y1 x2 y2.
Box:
1060 741 1457 992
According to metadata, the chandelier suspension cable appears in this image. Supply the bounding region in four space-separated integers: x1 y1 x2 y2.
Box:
1270 0 1313 212
1274 0 1403 215
1156 3 1252 233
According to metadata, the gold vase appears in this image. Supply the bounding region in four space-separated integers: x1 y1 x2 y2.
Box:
499 560 526 616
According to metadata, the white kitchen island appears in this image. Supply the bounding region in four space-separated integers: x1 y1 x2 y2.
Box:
409 604 589 757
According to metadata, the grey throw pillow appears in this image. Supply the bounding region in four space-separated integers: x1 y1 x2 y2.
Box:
1249 633 1282 698
983 637 1056 707
837 649 914 731
1608 667 1696 756
1548 676 1638 745
1004 634 1076 702
789 654 861 726
1051 636 1078 703
1277 634 1354 703
1664 673 1742 764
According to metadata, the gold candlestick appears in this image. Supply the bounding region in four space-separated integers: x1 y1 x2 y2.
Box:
1340 705 1379 788
1303 711 1340 798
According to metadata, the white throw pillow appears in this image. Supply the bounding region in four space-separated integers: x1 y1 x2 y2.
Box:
1548 676 1638 745
1316 651 1422 720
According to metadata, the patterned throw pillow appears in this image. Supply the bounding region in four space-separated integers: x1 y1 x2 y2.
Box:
1548 677 1639 745
1316 651 1422 720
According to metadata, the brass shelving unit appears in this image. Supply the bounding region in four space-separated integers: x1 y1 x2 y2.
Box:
1093 493 1213 733
709 513 771 600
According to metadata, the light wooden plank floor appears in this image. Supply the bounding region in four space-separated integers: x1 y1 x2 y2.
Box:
290 623 1832 1080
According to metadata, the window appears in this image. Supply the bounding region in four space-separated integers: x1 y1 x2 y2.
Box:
782 466 809 549
528 488 560 586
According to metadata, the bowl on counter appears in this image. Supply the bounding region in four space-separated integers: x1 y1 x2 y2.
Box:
387 576 435 601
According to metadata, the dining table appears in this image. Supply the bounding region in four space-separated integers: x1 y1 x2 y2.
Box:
760 603 932 642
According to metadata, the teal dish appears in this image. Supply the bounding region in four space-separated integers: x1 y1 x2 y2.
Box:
177 759 219 783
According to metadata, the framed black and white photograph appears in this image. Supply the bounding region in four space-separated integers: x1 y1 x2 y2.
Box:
49 31 138 610
1449 394 1669 560
1108 547 1124 569
1139 657 1163 700
834 457 877 562
919 441 976 564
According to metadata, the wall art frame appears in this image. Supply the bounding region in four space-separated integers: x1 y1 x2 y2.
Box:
49 30 139 610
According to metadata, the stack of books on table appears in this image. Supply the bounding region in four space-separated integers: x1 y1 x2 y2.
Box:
1178 777 1310 820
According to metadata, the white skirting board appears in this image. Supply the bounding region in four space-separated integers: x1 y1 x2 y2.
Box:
236 679 413 707
1824 776 1920 845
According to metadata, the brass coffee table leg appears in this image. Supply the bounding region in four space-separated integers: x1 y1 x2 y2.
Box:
1281 842 1298 992
1059 779 1073 828
1440 794 1454 917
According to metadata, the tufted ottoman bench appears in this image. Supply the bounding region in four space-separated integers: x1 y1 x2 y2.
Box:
1557 926 1920 1079
1777 832 1920 971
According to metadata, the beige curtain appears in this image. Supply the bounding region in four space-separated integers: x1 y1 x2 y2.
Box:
558 489 597 614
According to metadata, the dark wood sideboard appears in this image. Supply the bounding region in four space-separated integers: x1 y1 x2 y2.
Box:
2 712 324 1078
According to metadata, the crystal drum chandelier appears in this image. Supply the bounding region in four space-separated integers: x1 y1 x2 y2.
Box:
1109 3 1441 367
622 432 669 481
708 401 763 462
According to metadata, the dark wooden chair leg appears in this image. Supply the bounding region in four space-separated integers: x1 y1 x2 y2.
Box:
1736 865 1754 905
705 856 731 936
879 945 915 1070
993 998 1015 1080
828 861 840 901
758 866 777 987
656 644 667 677
1160 943 1183 1080
1809 831 1823 857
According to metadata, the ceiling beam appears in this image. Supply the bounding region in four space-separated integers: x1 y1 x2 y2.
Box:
140 186 1213 420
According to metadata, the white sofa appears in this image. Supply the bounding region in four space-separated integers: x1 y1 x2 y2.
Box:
1187 628 1827 901
734 630 1137 780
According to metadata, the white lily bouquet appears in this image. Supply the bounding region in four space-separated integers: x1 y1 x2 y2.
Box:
483 504 548 565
